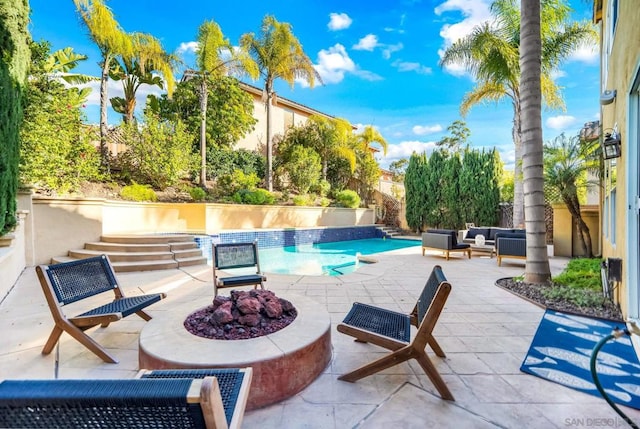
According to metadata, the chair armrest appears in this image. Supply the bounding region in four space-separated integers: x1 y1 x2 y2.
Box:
422 233 452 250
496 237 526 257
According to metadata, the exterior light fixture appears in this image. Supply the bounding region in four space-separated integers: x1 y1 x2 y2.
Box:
603 131 622 160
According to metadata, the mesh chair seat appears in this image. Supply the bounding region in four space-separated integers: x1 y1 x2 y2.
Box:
217 274 264 287
0 379 205 428
140 369 245 426
341 302 411 343
78 294 164 318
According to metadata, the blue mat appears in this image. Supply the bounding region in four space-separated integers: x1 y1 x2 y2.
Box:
521 309 640 409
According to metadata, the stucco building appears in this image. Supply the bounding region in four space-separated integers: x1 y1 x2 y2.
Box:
595 0 640 318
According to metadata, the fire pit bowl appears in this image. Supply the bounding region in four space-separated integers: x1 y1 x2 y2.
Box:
138 293 331 410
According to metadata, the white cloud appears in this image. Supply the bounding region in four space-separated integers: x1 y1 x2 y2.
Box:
353 34 379 51
392 60 432 74
546 115 577 130
305 44 382 85
412 124 443 135
434 0 492 76
382 43 404 59
177 41 199 54
383 140 438 163
353 69 383 81
328 13 352 31
551 69 567 80
313 44 356 84
569 44 599 63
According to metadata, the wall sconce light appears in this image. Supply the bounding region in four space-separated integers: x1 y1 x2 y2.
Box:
603 130 622 159
600 89 617 105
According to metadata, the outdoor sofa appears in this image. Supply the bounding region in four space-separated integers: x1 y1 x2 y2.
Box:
421 229 471 260
494 231 527 266
460 227 525 247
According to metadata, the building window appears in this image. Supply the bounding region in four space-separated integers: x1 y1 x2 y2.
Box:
283 109 294 130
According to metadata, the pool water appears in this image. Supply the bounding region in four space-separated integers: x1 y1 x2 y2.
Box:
257 238 420 276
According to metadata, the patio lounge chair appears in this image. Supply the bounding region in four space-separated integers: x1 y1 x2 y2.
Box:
212 241 266 296
0 367 253 429
336 265 454 400
36 255 166 364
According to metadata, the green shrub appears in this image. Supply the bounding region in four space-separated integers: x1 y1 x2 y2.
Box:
117 113 196 190
310 179 331 197
216 169 260 197
552 258 603 292
120 183 157 202
542 285 604 308
335 190 361 208
232 188 274 205
293 194 313 206
319 197 331 207
284 146 321 194
189 187 206 202
544 258 606 308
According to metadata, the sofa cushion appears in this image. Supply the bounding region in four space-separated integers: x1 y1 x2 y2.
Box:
494 232 526 240
466 227 490 240
488 228 512 241
427 229 458 246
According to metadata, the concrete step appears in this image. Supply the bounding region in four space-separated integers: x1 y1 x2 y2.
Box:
111 260 179 272
68 249 175 262
176 256 209 267
173 248 206 259
101 234 196 245
54 234 208 273
85 242 171 253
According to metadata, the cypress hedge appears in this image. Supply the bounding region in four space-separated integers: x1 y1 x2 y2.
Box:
0 0 30 235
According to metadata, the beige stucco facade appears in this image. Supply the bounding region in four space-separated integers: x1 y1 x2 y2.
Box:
551 204 600 258
596 1 640 317
235 83 332 152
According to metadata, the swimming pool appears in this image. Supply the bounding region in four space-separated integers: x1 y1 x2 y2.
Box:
257 238 420 276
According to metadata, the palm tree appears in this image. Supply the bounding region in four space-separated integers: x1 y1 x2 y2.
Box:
190 20 258 187
307 115 356 181
357 125 388 156
43 47 97 87
241 15 321 191
439 0 595 228
544 134 598 258
520 0 550 283
73 0 133 169
109 33 176 124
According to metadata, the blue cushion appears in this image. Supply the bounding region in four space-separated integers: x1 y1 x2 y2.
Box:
466 228 490 240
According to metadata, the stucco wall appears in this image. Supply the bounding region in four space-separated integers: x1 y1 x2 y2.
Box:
28 196 374 265
551 204 600 258
599 0 640 316
0 212 27 298
235 96 311 152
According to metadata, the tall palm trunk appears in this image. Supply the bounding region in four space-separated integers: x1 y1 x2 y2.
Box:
99 58 110 173
512 98 524 228
265 79 273 191
520 0 550 283
199 78 208 187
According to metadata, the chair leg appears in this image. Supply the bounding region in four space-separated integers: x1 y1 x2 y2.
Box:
58 320 119 364
414 350 454 401
427 334 446 358
136 310 152 321
42 326 64 355
339 347 412 382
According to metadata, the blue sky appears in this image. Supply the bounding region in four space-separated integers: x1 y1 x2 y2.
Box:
28 0 599 169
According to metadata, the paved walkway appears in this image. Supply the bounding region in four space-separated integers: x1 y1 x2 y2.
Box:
2 246 639 428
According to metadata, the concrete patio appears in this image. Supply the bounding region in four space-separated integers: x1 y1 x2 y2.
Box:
2 245 639 428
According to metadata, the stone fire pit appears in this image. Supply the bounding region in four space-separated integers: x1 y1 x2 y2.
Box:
138 292 331 410
184 290 297 340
